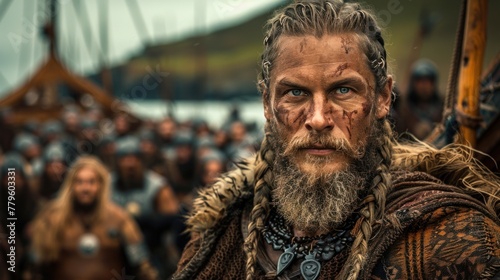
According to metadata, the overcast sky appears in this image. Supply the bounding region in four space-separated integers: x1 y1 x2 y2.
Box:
0 0 283 96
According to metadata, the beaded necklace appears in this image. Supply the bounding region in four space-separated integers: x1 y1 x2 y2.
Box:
262 210 356 280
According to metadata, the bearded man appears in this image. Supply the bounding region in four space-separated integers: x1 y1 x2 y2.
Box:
173 1 500 280
30 156 157 280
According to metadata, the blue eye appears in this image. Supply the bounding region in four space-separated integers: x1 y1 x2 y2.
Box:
288 89 306 97
336 87 351 95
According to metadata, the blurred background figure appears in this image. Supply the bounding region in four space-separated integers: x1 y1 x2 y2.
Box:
111 136 175 217
60 109 82 164
0 153 37 280
97 134 116 169
110 136 181 278
30 156 158 280
0 0 498 278
0 108 16 155
13 133 42 182
198 154 226 188
226 121 256 163
395 59 443 139
40 120 63 146
156 117 178 153
33 143 67 207
164 132 197 206
139 129 167 176
113 114 133 140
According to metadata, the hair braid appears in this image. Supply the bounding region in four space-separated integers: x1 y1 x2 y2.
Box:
244 129 275 279
338 119 394 279
255 1 395 278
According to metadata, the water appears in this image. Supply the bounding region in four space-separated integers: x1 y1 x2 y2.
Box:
126 100 266 129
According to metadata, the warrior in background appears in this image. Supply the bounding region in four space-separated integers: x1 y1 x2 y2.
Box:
30 156 157 280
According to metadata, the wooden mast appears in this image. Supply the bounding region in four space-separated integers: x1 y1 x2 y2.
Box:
455 0 488 147
0 0 139 124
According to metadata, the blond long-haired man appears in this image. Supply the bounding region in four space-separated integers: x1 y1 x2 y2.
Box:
30 156 157 280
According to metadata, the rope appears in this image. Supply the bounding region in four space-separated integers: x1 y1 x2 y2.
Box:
442 0 467 120
0 0 14 24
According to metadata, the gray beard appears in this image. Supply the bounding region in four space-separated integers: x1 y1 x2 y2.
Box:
268 121 382 233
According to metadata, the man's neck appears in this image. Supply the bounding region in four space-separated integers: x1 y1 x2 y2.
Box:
293 228 328 238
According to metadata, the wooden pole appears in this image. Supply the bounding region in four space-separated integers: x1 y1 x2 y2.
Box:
456 0 488 147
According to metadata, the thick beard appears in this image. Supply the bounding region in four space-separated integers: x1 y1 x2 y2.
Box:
269 120 383 233
118 169 144 190
73 196 98 214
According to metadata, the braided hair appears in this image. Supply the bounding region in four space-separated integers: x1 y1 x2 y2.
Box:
249 1 395 279
244 124 276 279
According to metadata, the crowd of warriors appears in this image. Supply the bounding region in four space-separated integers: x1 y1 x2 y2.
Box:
0 105 260 280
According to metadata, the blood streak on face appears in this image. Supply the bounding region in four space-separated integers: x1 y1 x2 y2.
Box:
264 34 392 174
342 109 358 139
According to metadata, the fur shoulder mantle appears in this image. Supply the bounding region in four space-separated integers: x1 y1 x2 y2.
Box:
186 157 257 234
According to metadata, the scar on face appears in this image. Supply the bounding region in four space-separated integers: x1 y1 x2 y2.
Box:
341 37 353 54
273 107 289 125
343 109 358 139
274 106 307 127
292 108 307 124
333 63 349 77
324 106 335 123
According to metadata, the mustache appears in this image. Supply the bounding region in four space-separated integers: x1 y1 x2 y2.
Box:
283 133 365 159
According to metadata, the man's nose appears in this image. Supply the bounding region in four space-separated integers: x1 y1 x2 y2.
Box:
305 96 334 132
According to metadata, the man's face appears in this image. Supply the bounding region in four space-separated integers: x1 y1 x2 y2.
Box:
114 115 130 135
176 145 193 164
413 77 435 101
158 120 176 140
140 140 156 156
117 154 142 178
202 160 224 185
73 167 100 207
264 34 391 175
45 161 66 181
230 122 247 144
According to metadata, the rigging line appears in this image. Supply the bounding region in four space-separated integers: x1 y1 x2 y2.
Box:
18 0 36 79
98 0 109 66
443 0 467 120
58 0 71 68
124 0 150 46
68 0 96 70
0 0 14 23
30 0 38 71
77 0 105 65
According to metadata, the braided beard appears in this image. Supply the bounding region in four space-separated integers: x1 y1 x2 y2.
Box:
268 120 382 233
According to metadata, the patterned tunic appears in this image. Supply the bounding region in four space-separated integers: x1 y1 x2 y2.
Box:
174 171 500 279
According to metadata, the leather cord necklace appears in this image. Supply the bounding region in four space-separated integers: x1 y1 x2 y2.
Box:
262 210 356 280
77 214 100 257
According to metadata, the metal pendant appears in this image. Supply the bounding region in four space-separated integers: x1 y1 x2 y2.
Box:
276 245 296 276
78 233 100 257
300 252 321 280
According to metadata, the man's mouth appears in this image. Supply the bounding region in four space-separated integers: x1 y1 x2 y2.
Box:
300 145 337 156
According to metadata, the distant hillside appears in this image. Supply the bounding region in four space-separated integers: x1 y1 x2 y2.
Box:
97 0 500 101
101 4 282 101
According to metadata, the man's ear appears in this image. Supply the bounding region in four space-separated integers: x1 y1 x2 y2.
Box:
263 89 272 121
375 75 393 119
